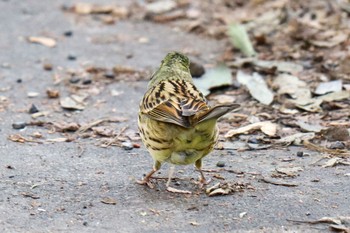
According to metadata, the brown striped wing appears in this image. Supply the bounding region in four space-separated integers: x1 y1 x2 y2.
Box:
140 79 209 128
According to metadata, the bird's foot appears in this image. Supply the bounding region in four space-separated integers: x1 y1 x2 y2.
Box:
197 177 211 189
136 178 155 189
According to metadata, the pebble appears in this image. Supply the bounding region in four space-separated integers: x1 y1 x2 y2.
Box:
29 104 39 114
64 30 73 37
46 88 60 98
296 151 304 157
248 137 259 144
12 122 26 130
27 92 39 98
16 79 22 83
104 71 115 79
69 77 80 84
122 141 133 150
43 63 53 71
82 79 92 85
67 54 77 60
216 161 225 167
189 61 205 78
329 141 345 150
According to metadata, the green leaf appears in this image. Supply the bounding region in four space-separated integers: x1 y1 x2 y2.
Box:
228 24 256 57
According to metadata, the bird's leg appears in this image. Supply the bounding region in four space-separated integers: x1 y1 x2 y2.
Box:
166 165 192 194
195 159 211 188
137 161 161 188
166 165 175 187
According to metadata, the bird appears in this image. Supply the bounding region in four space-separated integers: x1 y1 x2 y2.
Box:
137 52 239 189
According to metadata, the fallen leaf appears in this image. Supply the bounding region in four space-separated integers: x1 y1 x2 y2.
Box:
228 23 256 57
228 58 303 74
253 60 303 74
193 64 232 96
276 133 315 145
314 80 343 95
237 71 274 105
317 91 350 102
310 33 348 48
206 181 249 196
296 120 324 133
27 36 56 47
60 96 86 110
225 121 277 138
322 158 350 168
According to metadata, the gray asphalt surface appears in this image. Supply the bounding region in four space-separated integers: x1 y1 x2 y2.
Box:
0 1 349 232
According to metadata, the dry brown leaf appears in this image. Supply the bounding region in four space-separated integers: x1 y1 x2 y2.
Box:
276 133 315 145
8 134 42 144
225 121 277 138
206 181 249 196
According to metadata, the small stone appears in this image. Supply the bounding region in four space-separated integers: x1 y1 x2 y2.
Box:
67 54 77 60
6 165 15 169
216 161 225 167
121 141 133 150
46 88 60 98
63 31 73 37
328 141 346 150
43 63 53 71
189 61 205 78
29 104 39 114
27 92 39 98
296 151 304 157
104 71 115 79
83 222 88 226
248 137 259 144
16 79 22 83
69 77 80 84
82 79 92 85
12 122 26 130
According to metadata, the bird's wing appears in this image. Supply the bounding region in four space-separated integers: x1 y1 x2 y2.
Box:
140 80 209 128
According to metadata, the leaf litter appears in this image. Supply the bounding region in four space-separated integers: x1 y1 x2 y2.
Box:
6 0 350 198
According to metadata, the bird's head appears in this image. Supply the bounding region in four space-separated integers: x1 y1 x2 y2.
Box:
148 52 192 88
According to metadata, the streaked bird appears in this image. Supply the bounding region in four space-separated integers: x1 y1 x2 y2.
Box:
137 52 239 189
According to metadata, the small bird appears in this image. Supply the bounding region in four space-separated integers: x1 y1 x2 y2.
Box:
137 52 239 189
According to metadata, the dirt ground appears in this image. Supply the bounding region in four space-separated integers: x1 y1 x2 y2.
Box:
0 1 349 232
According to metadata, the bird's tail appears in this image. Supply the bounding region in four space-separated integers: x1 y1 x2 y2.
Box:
194 103 240 125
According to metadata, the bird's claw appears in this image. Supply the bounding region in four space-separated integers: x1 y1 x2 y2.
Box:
136 179 155 189
198 177 211 189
